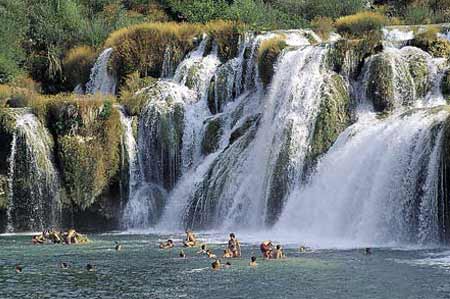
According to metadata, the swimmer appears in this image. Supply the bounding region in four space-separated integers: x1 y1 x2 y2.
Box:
224 262 232 268
365 248 372 255
115 242 122 251
249 256 257 267
197 244 207 254
15 265 22 273
228 233 241 257
222 248 233 258
206 249 217 259
274 245 285 259
299 245 306 253
86 264 96 272
179 250 186 258
260 241 273 259
183 230 197 247
211 259 221 270
159 239 174 249
60 262 69 269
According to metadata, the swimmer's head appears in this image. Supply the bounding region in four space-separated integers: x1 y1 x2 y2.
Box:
251 256 256 262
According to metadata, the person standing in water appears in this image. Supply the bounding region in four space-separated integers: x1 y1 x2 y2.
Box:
183 230 197 247
260 241 273 259
228 233 241 257
274 245 285 259
249 256 257 267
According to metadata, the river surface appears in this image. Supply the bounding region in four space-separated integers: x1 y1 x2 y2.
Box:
1 233 450 298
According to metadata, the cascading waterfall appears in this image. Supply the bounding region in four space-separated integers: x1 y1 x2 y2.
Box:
274 45 449 246
115 27 450 246
85 48 117 95
6 112 61 232
158 34 328 230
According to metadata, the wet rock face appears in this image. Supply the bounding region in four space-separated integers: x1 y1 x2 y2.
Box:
442 70 450 101
202 117 223 155
365 47 433 113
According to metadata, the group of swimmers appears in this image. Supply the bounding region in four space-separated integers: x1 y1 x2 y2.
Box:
31 229 89 245
159 231 288 270
14 262 96 274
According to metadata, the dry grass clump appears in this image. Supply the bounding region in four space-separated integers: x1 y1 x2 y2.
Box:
335 12 387 38
63 46 97 89
258 36 287 87
104 20 244 81
311 17 334 40
105 22 203 80
205 20 245 61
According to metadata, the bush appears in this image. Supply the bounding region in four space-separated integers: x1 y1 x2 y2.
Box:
311 17 334 40
63 46 97 89
258 36 287 87
335 12 387 38
274 0 366 21
404 5 432 24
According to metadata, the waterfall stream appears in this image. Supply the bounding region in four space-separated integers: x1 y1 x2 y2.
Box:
6 112 61 232
85 48 117 95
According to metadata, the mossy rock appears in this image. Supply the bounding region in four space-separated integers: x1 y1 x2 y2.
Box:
258 37 287 87
55 104 122 210
327 38 382 79
366 54 395 112
229 114 260 145
202 117 223 155
442 70 450 101
307 74 351 165
207 61 236 114
412 35 450 58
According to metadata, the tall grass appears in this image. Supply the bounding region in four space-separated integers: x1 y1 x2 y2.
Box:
335 12 387 38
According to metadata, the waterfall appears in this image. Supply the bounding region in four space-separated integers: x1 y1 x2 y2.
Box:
157 38 329 230
382 28 415 48
275 109 448 246
274 45 449 247
5 133 17 232
6 112 61 232
85 48 116 95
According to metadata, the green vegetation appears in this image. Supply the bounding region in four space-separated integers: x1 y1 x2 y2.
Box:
46 95 122 209
1 0 449 92
411 26 450 58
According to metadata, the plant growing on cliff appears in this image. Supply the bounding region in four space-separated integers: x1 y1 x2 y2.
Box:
62 46 97 89
335 12 387 38
46 95 122 209
119 72 158 116
258 36 287 87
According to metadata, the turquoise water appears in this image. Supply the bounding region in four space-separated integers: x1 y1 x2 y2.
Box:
1 234 450 298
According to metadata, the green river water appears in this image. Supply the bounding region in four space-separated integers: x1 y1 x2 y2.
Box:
1 233 450 298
